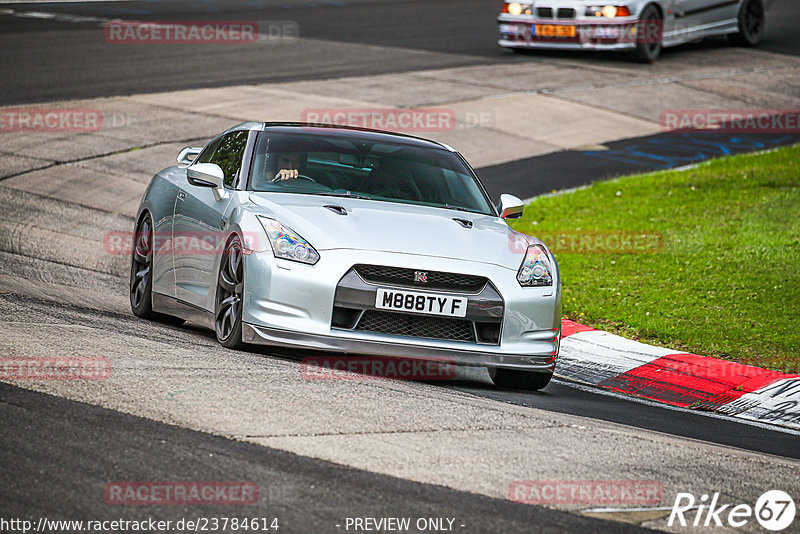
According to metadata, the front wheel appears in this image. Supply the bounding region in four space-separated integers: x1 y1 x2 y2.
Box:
215 235 246 350
728 0 764 47
632 5 663 63
492 368 553 391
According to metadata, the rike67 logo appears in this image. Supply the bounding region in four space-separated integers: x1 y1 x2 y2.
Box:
669 490 796 531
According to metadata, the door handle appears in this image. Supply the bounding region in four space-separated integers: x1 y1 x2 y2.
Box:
177 190 186 201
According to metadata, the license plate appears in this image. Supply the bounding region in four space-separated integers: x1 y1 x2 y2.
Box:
534 24 577 38
375 288 468 318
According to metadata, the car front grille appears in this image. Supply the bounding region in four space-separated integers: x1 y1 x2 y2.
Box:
535 7 576 19
354 264 487 293
354 310 476 343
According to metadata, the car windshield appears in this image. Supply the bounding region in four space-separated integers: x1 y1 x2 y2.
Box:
249 131 495 215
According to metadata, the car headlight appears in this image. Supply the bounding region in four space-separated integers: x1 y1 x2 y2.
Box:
586 5 631 17
503 2 532 15
257 216 320 265
517 244 553 287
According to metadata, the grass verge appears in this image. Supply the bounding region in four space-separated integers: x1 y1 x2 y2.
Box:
509 144 800 373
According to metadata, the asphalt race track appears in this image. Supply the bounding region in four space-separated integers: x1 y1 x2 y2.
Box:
478 129 800 199
1 1 799 533
1 382 649 534
0 0 799 104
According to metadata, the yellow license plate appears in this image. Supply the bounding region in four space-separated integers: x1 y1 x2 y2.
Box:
535 24 577 37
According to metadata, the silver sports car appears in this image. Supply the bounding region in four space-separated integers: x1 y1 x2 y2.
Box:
130 123 561 390
497 0 773 62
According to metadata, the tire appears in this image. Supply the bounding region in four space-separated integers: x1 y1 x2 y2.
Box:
492 368 553 391
215 235 246 350
129 213 184 325
632 5 663 63
728 0 764 47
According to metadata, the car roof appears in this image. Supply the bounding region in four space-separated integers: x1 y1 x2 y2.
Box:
222 121 455 151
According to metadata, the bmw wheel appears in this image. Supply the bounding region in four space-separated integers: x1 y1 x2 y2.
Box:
632 5 663 63
729 0 764 47
491 368 552 391
215 235 246 350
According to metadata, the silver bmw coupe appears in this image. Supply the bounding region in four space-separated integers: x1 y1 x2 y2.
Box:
130 123 561 390
498 0 773 62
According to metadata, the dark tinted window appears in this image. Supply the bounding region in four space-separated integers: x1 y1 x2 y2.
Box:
208 130 249 187
249 132 493 215
197 136 222 165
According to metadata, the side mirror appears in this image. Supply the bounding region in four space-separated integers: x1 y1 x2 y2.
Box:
498 194 524 219
187 163 226 201
177 146 202 165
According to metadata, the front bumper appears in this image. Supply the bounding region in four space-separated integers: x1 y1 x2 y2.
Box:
241 248 560 371
498 16 640 51
243 323 557 371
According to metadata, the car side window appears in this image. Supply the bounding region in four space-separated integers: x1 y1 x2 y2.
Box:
197 137 222 165
209 131 249 188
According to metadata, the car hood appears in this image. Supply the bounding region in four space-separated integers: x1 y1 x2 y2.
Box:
249 193 535 270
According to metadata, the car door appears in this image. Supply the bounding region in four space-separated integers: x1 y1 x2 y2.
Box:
674 0 738 32
172 130 248 310
147 169 184 299
704 0 739 26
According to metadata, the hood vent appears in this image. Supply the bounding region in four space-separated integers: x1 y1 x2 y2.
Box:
453 218 473 229
324 205 347 215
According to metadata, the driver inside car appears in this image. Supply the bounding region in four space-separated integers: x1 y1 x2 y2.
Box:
272 152 307 182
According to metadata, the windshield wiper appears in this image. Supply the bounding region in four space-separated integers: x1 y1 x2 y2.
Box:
318 191 372 200
436 203 480 214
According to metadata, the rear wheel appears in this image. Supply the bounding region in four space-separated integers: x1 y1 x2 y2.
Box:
728 0 764 47
215 235 246 350
632 5 663 63
129 213 184 325
492 368 552 391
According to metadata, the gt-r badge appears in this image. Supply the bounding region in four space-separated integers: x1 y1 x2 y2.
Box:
414 271 428 283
